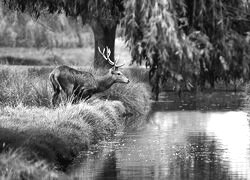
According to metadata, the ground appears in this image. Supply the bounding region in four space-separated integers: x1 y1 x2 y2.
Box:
0 38 132 67
0 38 151 179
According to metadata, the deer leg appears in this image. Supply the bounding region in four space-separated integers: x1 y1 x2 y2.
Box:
84 94 92 101
72 86 84 104
79 89 94 102
63 84 74 103
51 90 60 107
50 74 61 107
72 94 80 104
51 85 60 107
65 89 73 103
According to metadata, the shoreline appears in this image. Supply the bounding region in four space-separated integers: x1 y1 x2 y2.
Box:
0 66 151 179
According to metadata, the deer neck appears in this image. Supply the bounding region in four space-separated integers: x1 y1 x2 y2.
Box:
95 74 115 92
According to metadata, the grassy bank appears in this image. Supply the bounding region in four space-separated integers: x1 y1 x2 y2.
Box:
0 100 126 166
0 151 58 180
0 66 150 107
0 66 151 179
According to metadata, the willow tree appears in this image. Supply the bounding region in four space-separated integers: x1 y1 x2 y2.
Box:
123 0 250 97
4 0 250 97
123 0 203 98
183 0 250 89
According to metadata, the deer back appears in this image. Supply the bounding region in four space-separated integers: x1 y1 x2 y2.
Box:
52 66 98 90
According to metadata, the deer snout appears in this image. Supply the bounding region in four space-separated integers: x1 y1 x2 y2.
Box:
122 76 130 84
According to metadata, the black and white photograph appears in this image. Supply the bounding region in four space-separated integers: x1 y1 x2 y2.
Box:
0 0 250 179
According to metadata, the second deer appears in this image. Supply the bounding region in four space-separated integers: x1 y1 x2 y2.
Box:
49 47 129 106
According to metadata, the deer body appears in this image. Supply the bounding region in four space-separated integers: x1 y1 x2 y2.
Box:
49 48 129 106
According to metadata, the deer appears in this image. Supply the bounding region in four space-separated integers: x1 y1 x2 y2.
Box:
49 47 130 106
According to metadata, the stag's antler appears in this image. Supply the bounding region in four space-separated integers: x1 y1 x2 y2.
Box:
114 56 124 68
98 46 124 68
98 46 114 65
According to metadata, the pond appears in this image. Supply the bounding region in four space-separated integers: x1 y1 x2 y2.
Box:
69 92 250 180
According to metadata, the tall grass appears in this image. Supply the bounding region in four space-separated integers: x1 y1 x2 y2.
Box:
0 66 151 177
0 151 58 180
0 69 51 107
101 82 151 129
0 100 126 167
0 66 150 107
84 66 151 128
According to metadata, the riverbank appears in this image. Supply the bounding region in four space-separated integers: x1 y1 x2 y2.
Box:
0 67 151 179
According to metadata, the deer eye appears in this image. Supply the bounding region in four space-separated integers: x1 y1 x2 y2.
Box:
117 72 121 75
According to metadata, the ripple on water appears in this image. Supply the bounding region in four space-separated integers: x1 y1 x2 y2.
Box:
69 92 249 180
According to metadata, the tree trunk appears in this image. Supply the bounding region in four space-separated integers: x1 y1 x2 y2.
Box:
89 18 117 69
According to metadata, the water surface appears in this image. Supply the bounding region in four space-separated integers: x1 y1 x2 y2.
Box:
70 92 250 180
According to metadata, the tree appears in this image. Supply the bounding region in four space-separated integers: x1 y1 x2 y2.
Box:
123 0 203 97
3 0 250 97
123 0 250 97
3 0 124 69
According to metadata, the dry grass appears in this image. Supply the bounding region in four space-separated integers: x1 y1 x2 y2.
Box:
0 69 51 107
0 65 151 178
0 100 126 167
101 81 151 129
0 66 150 108
0 151 58 180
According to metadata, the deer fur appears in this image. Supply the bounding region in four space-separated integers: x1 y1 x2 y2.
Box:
49 64 129 106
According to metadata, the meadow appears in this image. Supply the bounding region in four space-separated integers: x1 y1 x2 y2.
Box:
0 39 151 179
0 38 131 67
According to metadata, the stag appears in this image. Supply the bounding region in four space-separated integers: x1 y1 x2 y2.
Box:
49 47 129 106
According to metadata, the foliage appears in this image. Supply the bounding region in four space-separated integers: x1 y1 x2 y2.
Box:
184 0 250 90
3 0 250 97
3 0 124 27
122 0 199 98
0 2 93 48
122 0 250 98
2 0 126 68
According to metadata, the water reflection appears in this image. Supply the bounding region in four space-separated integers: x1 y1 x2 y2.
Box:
152 91 245 111
69 92 250 180
70 111 250 180
207 112 250 179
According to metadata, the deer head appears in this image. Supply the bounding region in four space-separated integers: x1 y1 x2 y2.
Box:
98 46 129 84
